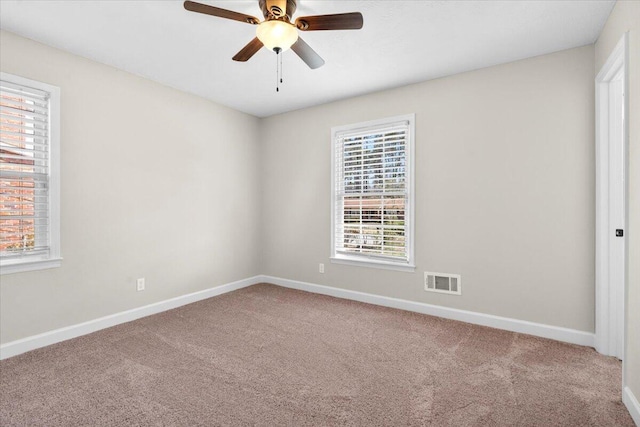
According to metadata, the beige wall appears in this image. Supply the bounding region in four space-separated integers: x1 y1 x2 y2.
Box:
595 0 640 407
0 30 601 347
0 31 262 343
260 45 595 332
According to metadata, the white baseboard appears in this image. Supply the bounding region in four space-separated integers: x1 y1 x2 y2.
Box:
0 276 260 360
1 274 596 361
259 275 595 347
624 386 640 426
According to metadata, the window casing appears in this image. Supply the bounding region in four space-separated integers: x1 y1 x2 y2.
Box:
331 114 415 271
1 73 61 274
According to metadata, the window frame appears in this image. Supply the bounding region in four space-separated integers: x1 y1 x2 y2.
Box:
330 114 415 272
1 72 61 275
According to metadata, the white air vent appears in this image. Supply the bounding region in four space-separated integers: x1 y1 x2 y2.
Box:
424 272 461 295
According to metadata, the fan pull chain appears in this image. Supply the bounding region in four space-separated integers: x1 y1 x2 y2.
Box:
274 47 283 92
275 48 280 92
280 49 283 85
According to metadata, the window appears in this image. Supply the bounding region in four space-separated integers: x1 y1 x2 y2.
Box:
1 73 61 274
331 114 415 271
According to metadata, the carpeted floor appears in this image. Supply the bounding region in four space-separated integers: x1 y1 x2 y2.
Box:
0 283 634 426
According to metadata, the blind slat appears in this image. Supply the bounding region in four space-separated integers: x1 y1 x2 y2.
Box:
0 145 48 157
0 98 49 115
0 122 48 135
0 153 49 163
0 140 48 151
0 105 48 120
0 82 49 100
0 129 48 142
0 215 49 221
0 113 47 125
0 118 48 130
0 90 48 103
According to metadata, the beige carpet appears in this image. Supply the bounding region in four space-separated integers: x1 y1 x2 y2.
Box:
0 283 634 426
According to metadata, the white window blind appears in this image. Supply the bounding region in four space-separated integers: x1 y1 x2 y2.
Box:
1 74 60 272
332 115 414 269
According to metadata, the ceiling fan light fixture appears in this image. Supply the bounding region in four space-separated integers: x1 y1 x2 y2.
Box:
256 20 298 52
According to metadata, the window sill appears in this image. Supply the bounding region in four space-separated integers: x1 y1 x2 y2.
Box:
330 256 415 273
1 257 62 275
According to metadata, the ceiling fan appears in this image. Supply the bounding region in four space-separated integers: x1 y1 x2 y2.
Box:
184 0 364 69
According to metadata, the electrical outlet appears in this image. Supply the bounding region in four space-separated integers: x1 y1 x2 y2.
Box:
136 278 145 291
319 263 325 273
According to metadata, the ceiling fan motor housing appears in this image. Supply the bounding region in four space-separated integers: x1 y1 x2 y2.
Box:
259 0 297 20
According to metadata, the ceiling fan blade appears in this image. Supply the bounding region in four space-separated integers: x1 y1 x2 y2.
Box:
291 37 325 69
184 1 260 25
232 37 264 62
295 12 363 31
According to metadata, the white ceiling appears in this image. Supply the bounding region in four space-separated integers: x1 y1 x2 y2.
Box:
0 0 614 117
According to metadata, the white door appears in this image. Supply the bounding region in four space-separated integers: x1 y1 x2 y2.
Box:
595 34 627 360
607 71 625 360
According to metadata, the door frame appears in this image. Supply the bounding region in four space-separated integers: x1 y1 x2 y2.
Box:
595 33 628 360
